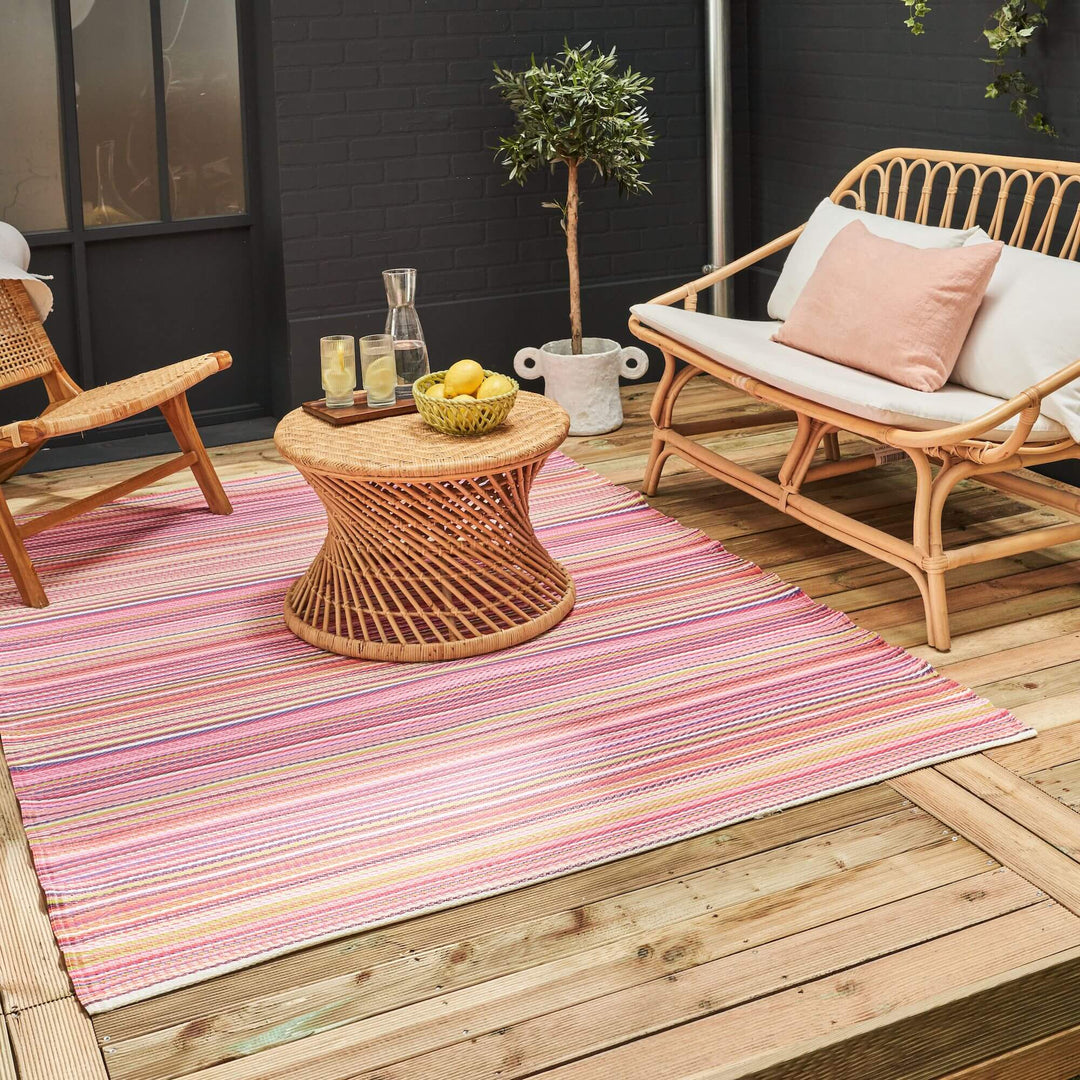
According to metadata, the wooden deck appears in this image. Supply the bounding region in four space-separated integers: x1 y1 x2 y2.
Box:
5 378 1080 1079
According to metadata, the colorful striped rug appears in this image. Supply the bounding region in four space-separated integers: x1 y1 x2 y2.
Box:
0 455 1030 1012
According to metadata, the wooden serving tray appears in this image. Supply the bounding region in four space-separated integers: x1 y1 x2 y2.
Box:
302 391 418 425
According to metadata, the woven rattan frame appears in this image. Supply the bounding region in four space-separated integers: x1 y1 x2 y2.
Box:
0 281 59 391
0 280 233 608
275 396 575 661
630 147 1080 652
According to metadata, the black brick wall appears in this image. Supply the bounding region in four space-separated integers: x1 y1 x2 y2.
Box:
735 0 1080 311
270 0 707 400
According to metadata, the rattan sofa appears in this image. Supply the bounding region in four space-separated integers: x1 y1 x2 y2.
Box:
630 148 1080 651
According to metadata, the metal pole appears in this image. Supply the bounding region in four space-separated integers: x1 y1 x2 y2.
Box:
705 0 733 316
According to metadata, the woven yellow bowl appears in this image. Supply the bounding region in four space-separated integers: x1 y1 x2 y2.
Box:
413 369 519 436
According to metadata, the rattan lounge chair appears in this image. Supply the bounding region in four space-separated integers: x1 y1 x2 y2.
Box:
0 279 232 608
630 148 1080 651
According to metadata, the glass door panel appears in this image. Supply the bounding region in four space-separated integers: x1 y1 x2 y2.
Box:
161 0 246 219
0 0 67 232
71 0 161 227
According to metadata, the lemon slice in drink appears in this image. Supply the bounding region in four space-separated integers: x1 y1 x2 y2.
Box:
364 356 396 398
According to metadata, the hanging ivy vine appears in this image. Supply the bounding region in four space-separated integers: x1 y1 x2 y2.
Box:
901 0 1056 136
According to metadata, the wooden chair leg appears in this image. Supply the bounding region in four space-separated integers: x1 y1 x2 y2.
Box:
0 490 47 608
159 393 233 516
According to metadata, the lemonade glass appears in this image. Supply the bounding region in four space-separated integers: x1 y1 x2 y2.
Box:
360 334 397 407
320 336 356 408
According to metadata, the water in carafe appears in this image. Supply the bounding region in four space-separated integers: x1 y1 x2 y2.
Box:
383 268 430 396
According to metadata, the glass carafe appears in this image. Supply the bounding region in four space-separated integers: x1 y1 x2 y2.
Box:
383 268 430 398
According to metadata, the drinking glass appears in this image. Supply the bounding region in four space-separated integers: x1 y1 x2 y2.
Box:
320 335 356 408
359 334 397 407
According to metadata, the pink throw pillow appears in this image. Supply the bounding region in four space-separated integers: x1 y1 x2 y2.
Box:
772 221 1003 392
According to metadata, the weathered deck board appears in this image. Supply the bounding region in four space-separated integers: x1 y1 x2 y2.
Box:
4 378 1080 1079
531 906 1080 1080
103 811 989 1079
0 1021 15 1080
6 999 108 1080
94 785 907 1044
184 869 1038 1080
938 755 1080 860
0 743 72 1012
944 1022 1080 1079
891 769 1080 915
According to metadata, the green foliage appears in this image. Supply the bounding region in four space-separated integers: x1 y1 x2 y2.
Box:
983 0 1055 136
902 0 932 35
491 42 655 199
901 0 1057 136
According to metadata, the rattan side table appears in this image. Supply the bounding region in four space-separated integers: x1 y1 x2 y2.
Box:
274 392 575 661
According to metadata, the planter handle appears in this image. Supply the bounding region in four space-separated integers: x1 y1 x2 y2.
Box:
513 347 544 381
619 346 649 380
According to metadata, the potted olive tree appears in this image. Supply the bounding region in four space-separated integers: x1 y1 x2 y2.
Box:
494 43 655 435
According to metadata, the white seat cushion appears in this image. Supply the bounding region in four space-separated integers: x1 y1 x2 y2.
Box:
632 303 1067 443
954 230 1080 441
767 199 980 322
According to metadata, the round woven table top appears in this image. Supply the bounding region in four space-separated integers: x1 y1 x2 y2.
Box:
275 391 570 479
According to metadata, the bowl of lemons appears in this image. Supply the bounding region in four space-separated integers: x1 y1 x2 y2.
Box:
414 359 518 436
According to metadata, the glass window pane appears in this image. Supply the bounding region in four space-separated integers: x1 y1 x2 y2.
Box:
0 1 67 233
72 0 161 227
161 0 246 220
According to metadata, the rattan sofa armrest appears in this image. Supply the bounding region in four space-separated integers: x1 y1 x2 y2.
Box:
882 355 1080 456
646 226 806 308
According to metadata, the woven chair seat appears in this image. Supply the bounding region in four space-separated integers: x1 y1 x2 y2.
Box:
0 275 233 609
28 354 226 440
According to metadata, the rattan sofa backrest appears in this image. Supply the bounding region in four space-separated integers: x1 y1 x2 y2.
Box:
831 148 1080 260
0 281 61 392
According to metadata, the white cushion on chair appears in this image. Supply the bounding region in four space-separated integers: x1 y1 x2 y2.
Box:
951 229 1080 441
767 199 980 322
631 303 1067 443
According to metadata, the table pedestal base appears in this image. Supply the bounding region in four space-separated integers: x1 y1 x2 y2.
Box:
284 460 575 661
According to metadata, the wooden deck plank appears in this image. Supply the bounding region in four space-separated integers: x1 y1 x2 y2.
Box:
7 999 108 1080
989 721 1080 774
937 755 1080 859
943 1022 1080 1079
0 744 73 1012
184 869 1042 1080
1008 687 1080 734
937 629 1080 688
891 768 1080 914
972 657 1080 712
103 817 993 1080
522 904 1080 1080
909 607 1080 668
1026 759 1080 809
0 1021 15 1080
94 785 908 1044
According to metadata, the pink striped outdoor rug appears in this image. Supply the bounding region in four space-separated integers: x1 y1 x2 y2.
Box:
0 454 1030 1011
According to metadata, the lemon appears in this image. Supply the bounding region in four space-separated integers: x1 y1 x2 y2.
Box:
477 373 514 399
452 394 477 403
363 356 396 398
444 359 484 397
425 382 446 400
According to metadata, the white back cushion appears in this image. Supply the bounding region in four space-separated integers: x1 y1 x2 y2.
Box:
767 199 979 321
953 229 1080 440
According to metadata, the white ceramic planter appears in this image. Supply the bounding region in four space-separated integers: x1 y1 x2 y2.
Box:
513 337 648 436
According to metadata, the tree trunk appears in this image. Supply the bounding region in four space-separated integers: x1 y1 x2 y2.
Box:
565 159 582 355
